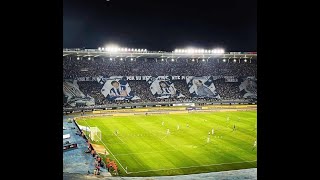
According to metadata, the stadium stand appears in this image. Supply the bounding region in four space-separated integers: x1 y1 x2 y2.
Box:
63 50 257 178
63 57 257 79
63 53 257 108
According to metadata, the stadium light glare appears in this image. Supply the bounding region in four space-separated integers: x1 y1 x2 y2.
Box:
110 58 112 60
88 57 91 60
223 59 226 62
171 58 175 61
234 59 237 62
202 59 205 62
204 50 208 53
192 58 195 61
144 49 147 52
200 49 205 53
134 49 137 52
161 58 164 61
102 47 105 50
131 58 134 61
124 48 128 51
120 58 123 61
244 59 247 62
98 47 101 50
77 57 80 60
104 44 120 52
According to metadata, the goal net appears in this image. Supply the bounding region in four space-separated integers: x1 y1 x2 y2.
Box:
90 127 102 142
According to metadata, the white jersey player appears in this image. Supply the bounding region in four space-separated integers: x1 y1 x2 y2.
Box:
167 129 170 135
162 121 164 126
212 128 214 135
177 125 180 130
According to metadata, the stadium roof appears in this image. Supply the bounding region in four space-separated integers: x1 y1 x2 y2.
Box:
63 48 257 60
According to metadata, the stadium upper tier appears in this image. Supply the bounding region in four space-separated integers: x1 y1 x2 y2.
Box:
63 49 256 78
63 49 257 107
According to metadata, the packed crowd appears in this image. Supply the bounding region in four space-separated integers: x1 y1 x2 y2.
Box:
63 58 257 79
214 79 241 100
64 79 251 107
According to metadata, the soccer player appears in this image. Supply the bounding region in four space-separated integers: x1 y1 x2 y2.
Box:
162 121 164 126
252 140 257 151
232 124 236 131
115 130 119 135
208 131 211 135
177 124 180 130
207 137 210 143
167 129 170 135
227 116 230 121
186 123 189 128
212 128 214 135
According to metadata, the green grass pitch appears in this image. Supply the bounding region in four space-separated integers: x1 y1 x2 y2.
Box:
77 111 257 176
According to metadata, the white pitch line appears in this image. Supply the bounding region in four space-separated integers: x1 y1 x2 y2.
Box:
113 132 125 144
79 119 129 174
127 160 257 174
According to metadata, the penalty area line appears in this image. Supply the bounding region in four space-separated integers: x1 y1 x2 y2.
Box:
80 119 129 174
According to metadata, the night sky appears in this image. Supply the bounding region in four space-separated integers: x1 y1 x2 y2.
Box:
63 0 256 51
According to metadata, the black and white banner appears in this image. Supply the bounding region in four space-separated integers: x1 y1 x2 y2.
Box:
186 76 220 99
78 75 228 81
146 76 185 98
239 76 257 99
224 76 238 82
99 76 140 101
63 80 95 107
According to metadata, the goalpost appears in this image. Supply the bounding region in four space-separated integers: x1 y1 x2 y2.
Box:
90 127 102 142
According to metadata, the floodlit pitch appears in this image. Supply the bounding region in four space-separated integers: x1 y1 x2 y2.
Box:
77 111 257 176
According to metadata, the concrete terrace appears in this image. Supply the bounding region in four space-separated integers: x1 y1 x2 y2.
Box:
63 168 257 180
